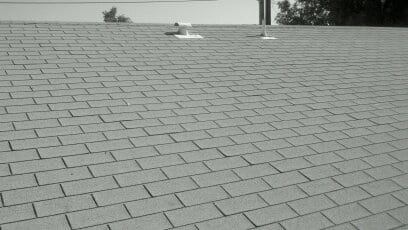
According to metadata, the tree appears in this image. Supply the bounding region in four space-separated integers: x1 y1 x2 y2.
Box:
117 15 131 23
276 0 330 25
103 7 132 23
275 0 408 26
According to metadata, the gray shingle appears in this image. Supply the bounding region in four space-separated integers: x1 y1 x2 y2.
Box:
10 137 60 150
222 178 270 196
162 162 210 178
166 203 223 227
288 194 336 215
125 194 182 217
114 169 166 187
34 194 96 217
352 213 402 230
0 204 36 224
196 214 254 230
263 171 309 188
67 205 129 229
259 185 308 205
110 213 172 230
3 184 64 206
1 215 70 230
62 176 118 195
245 204 298 226
176 186 229 206
93 186 150 206
10 158 65 174
145 177 198 196
281 213 333 230
36 167 92 185
192 170 241 187
0 174 37 192
360 194 404 213
323 203 371 224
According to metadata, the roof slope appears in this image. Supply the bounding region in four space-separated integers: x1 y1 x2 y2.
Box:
0 22 408 230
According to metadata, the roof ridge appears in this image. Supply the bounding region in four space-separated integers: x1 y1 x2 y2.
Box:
0 20 405 30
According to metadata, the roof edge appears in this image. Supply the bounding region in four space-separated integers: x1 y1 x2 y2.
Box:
0 20 405 30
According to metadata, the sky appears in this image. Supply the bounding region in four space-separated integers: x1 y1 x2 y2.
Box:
0 0 279 24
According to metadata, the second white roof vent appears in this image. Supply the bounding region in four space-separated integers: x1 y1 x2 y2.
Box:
174 22 203 39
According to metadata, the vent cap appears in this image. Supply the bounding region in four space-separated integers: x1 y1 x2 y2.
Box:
174 22 203 39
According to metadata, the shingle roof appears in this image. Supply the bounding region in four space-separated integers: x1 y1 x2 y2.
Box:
0 21 408 230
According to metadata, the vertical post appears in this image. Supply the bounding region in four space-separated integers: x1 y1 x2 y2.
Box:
259 0 264 25
266 0 271 25
261 0 268 37
260 0 276 39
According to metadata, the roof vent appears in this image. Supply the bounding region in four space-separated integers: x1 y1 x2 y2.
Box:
260 19 277 40
259 0 276 40
174 22 203 39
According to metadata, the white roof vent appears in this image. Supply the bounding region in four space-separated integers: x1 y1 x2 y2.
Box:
174 22 203 39
260 20 277 40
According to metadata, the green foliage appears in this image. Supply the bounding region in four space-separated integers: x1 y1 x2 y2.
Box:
275 0 408 26
276 0 330 25
103 7 132 23
117 15 131 23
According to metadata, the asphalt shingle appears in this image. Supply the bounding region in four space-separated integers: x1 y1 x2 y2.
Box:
0 21 407 229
